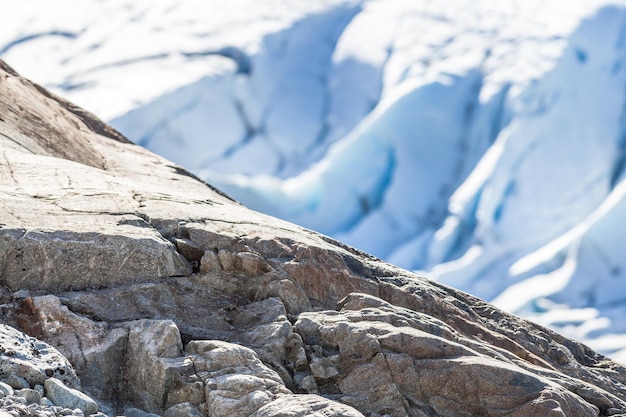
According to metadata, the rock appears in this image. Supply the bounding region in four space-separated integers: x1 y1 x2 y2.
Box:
172 238 205 264
44 378 98 415
255 279 312 315
186 340 291 417
15 388 40 404
0 324 78 389
122 320 188 412
123 407 161 417
15 295 128 400
1 376 28 390
0 58 625 417
39 397 53 407
294 294 612 416
225 298 296 382
252 394 365 417
0 383 13 397
163 402 202 417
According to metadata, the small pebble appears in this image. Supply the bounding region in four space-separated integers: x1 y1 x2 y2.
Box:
16 388 41 404
0 381 14 396
5 395 28 405
2 375 29 390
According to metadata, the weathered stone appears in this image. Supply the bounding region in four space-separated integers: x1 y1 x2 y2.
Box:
255 279 311 315
293 295 617 417
0 228 191 292
225 297 296 384
122 320 190 412
0 324 78 389
185 340 290 417
163 381 205 409
252 394 365 417
172 238 205 264
163 402 202 417
44 378 98 414
15 388 40 404
0 383 13 397
39 397 53 407
16 295 128 400
237 251 273 276
1 376 28 390
123 407 162 417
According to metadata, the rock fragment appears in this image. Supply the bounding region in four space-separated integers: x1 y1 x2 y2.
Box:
43 378 97 415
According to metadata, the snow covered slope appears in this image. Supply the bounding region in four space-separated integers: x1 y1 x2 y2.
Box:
4 0 626 362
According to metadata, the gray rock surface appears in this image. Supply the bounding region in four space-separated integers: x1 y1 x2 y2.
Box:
1 57 626 417
0 383 12 398
186 340 291 417
123 407 161 417
15 388 40 405
44 378 97 415
0 324 78 389
252 394 365 417
0 324 99 416
163 402 202 417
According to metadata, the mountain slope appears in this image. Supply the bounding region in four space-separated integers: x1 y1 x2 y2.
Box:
3 0 626 361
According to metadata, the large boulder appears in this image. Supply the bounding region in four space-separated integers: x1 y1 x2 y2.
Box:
0 324 78 389
0 58 625 416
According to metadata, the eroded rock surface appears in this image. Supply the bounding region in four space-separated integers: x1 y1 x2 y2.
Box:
0 324 100 416
1 58 626 416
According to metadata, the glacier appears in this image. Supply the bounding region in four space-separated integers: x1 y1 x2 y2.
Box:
3 0 626 362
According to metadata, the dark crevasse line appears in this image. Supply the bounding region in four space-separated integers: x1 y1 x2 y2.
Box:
449 85 514 262
432 6 626 307
197 97 257 168
0 30 81 55
134 94 203 148
305 40 390 163
108 3 367 181
54 47 249 84
345 145 397 232
243 3 365 177
305 50 393 166
609 13 626 190
182 46 251 75
609 132 626 189
405 77 513 269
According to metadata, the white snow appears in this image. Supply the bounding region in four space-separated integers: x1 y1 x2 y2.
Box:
4 0 626 362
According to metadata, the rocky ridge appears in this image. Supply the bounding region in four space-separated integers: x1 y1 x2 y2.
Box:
0 59 625 416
